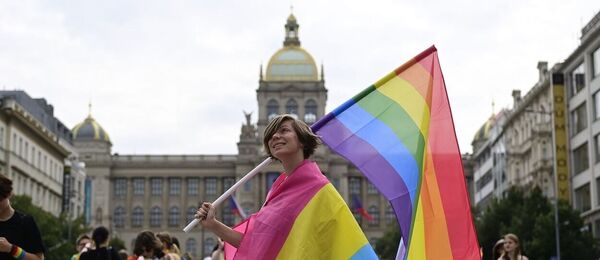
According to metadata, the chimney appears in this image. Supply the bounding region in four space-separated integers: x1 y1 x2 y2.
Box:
512 90 522 108
537 61 548 82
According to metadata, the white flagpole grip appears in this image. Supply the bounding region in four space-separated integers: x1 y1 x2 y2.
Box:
183 157 274 232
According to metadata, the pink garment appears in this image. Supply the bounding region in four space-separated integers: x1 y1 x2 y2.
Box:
224 160 329 260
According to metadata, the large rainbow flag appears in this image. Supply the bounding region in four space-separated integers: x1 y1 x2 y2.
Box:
311 46 480 259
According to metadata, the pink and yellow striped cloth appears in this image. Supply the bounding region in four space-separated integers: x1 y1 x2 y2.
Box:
224 160 377 259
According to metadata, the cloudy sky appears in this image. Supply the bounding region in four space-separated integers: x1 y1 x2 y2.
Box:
1 0 599 155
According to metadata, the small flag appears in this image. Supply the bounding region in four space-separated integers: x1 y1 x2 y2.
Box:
229 195 247 219
351 194 374 221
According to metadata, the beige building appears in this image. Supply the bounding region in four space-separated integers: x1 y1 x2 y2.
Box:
75 14 391 258
0 91 86 217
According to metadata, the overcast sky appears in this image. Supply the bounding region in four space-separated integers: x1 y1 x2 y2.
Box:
1 0 599 155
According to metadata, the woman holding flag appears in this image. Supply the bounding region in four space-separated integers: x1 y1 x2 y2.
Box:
195 114 376 259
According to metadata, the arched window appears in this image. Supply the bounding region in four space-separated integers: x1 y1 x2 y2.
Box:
131 207 143 227
203 238 215 258
168 206 180 227
186 206 197 224
286 99 298 117
113 207 125 228
368 205 380 226
150 206 162 227
186 238 197 257
385 205 395 224
304 99 317 123
267 100 279 121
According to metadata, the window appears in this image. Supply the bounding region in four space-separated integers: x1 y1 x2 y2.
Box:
349 177 361 195
243 179 252 192
575 183 591 212
114 207 125 228
573 142 590 175
597 177 600 207
151 178 162 196
187 207 197 224
571 63 585 96
385 205 396 224
114 178 126 196
368 205 380 226
222 200 235 226
593 47 600 78
267 100 279 121
0 127 3 148
168 206 180 227
150 206 162 227
169 178 181 196
286 99 298 117
187 178 199 195
266 172 279 191
186 238 197 257
595 134 600 163
594 91 600 120
304 99 317 123
131 207 143 227
203 238 215 258
571 102 588 135
367 182 378 194
205 178 217 195
133 178 144 195
223 177 235 192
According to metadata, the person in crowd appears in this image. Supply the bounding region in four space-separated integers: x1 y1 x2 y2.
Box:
0 174 45 260
498 233 529 260
492 238 504 260
156 232 181 260
130 231 164 260
210 238 224 260
196 114 375 259
71 234 92 260
117 249 129 260
170 237 181 255
79 226 120 260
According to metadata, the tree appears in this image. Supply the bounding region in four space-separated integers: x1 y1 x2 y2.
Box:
374 222 401 260
476 187 600 260
11 195 90 260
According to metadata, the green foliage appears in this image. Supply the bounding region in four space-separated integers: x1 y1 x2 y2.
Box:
374 222 401 260
110 237 126 252
11 195 90 260
476 187 600 260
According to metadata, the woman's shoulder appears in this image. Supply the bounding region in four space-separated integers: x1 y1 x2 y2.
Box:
521 255 529 260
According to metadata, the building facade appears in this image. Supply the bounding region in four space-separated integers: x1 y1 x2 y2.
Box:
0 91 85 217
560 9 600 236
75 14 391 258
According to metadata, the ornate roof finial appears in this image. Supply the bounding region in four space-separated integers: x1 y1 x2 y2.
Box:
88 101 93 118
290 5 294 14
259 63 263 81
492 98 495 115
321 62 325 81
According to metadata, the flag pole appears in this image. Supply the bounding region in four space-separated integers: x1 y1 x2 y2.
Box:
183 157 274 232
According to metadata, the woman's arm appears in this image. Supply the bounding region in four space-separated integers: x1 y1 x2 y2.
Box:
196 202 243 247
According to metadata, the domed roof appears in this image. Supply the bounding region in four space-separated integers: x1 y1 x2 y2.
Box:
265 46 318 81
72 115 111 143
472 118 494 144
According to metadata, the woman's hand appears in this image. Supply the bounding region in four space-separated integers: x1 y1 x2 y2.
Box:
195 202 218 230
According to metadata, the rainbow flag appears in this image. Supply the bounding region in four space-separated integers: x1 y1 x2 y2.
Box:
311 46 480 259
224 160 377 259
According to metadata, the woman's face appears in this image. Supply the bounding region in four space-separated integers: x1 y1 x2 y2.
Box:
503 238 518 253
268 120 302 160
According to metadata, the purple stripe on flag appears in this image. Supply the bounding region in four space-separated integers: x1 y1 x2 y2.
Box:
317 117 413 242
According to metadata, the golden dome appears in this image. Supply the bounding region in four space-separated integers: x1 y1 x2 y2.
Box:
265 46 318 81
72 115 111 143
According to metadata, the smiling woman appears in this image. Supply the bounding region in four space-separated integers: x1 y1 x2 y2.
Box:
194 114 377 259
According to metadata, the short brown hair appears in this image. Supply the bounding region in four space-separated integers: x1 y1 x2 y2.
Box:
0 174 13 200
133 231 162 256
263 114 319 159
